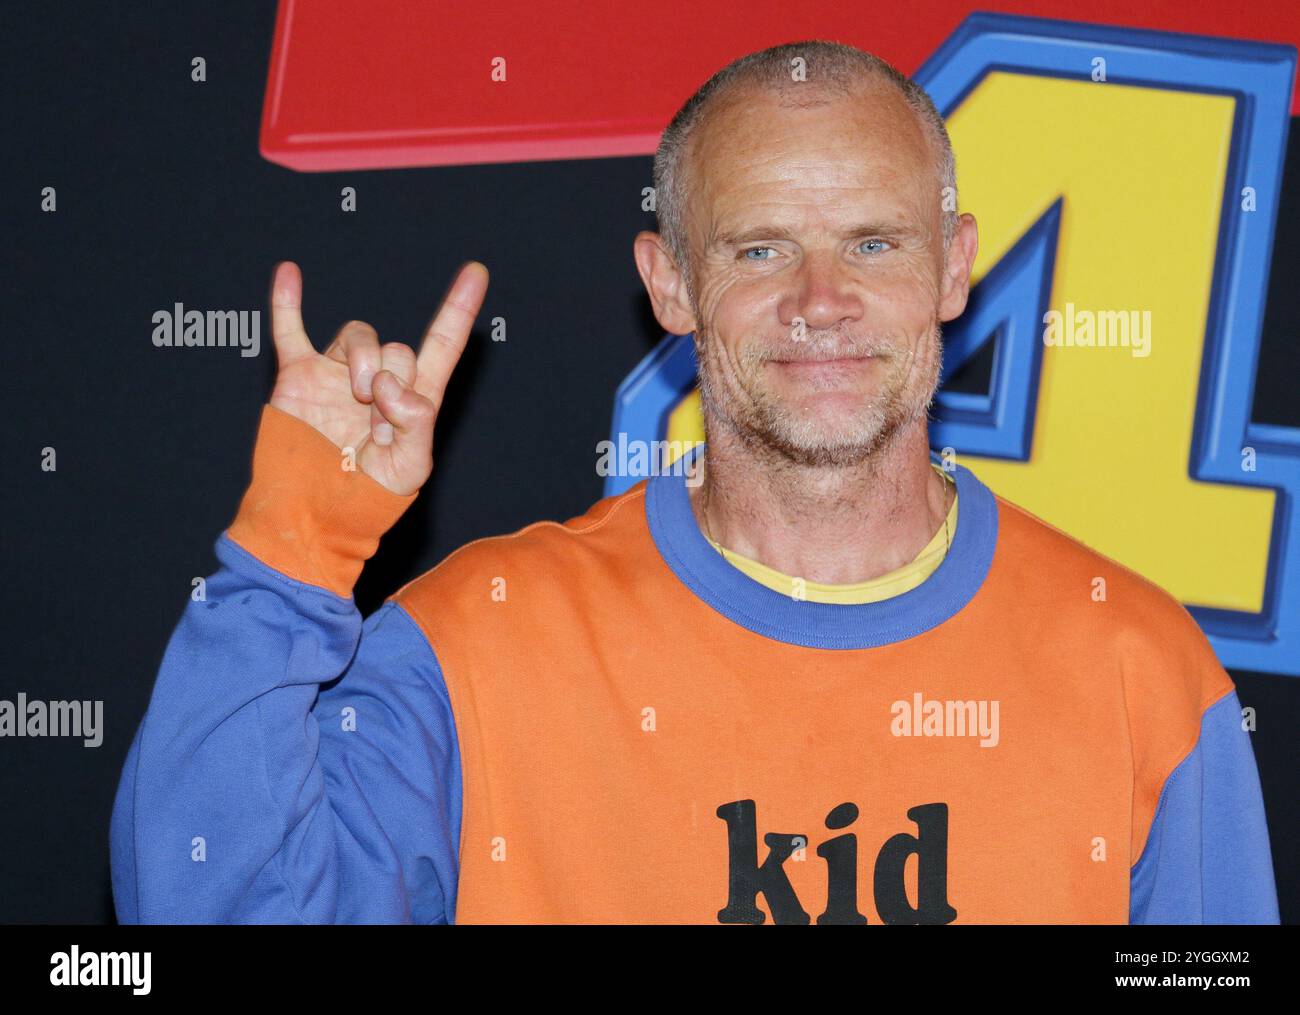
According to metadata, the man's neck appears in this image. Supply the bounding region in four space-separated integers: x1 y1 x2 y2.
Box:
686 418 951 586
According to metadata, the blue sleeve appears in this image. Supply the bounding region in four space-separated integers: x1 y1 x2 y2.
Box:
110 533 463 924
1129 690 1279 924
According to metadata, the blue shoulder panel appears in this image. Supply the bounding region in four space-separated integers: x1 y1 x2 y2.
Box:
1130 690 1279 924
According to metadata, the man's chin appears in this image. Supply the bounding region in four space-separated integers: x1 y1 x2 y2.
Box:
773 440 886 469
754 418 896 468
753 393 940 465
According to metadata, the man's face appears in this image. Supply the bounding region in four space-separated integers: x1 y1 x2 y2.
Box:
682 82 954 467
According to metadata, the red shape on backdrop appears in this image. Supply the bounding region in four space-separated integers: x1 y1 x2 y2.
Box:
260 0 1300 172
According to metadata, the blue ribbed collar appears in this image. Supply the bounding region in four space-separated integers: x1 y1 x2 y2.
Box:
644 445 999 649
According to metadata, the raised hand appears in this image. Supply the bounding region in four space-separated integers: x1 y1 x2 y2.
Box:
266 260 489 495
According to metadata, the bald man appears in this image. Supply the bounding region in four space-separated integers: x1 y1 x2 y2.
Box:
111 40 1278 925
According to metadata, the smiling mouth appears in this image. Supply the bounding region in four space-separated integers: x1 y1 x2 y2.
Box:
769 354 879 367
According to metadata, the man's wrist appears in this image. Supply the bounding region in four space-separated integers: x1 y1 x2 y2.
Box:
226 404 418 597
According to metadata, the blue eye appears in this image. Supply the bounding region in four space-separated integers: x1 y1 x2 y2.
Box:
859 239 891 254
742 247 774 261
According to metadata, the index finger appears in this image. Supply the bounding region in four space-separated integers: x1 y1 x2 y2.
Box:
413 261 489 406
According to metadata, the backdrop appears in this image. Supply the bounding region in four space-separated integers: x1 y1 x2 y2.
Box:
2 0 1297 923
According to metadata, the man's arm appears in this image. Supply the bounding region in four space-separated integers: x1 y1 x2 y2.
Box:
110 407 463 922
1129 689 1280 924
111 260 488 923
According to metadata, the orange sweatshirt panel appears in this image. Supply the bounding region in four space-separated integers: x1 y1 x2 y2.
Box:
228 405 416 597
393 479 1230 924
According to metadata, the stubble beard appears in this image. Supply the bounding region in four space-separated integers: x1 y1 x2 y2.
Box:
695 320 944 470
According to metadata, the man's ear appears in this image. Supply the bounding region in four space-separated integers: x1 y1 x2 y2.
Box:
938 213 979 323
634 231 697 336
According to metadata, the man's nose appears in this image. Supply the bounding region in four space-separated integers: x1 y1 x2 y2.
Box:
782 249 864 333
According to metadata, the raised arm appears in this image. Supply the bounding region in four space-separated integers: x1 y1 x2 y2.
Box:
110 261 487 923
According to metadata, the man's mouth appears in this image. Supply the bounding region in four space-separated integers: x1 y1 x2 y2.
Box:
766 354 882 387
769 352 877 365
767 342 887 365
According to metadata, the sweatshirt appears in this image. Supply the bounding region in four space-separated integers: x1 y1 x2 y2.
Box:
109 404 1281 924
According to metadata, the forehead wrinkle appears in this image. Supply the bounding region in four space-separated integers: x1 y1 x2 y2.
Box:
691 103 938 246
683 88 944 278
705 177 932 250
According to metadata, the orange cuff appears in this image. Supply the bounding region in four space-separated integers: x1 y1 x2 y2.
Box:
227 404 418 597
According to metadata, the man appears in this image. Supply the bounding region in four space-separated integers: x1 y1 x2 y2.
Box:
110 40 1279 924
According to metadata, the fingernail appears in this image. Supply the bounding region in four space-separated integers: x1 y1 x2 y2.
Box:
358 368 374 398
373 422 394 446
